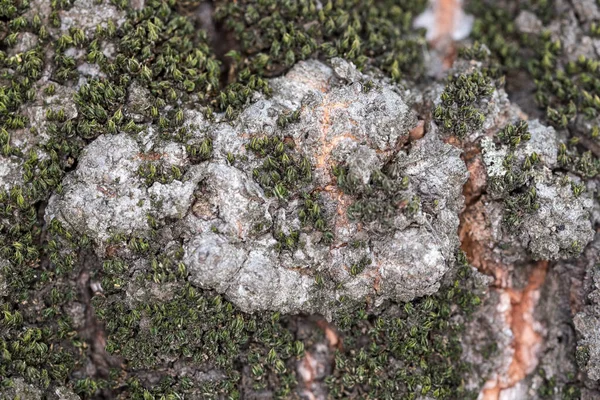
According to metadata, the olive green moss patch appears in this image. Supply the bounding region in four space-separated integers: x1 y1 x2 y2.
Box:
214 0 428 81
467 0 599 179
0 0 547 397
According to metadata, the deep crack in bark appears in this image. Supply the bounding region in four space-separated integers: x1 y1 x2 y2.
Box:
457 137 548 399
76 249 122 383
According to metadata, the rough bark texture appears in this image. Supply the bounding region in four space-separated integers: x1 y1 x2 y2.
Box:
0 0 599 399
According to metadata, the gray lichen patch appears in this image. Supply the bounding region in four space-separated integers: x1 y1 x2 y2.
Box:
45 132 201 248
0 156 24 191
482 120 558 180
125 81 153 122
184 234 317 314
178 59 468 314
481 137 509 179
59 0 126 35
0 378 43 400
521 120 558 169
53 386 81 400
41 59 469 315
185 162 271 241
461 284 513 392
522 174 595 260
481 117 594 260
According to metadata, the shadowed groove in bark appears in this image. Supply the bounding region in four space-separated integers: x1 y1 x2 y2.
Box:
76 249 122 391
457 137 549 399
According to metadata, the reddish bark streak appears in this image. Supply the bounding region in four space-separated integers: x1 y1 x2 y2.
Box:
458 137 547 398
430 0 460 68
482 262 548 399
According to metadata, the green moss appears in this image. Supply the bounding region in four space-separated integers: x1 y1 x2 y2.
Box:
0 321 74 389
0 218 86 393
120 375 195 400
248 134 312 199
333 164 412 229
137 161 183 186
537 369 557 398
558 142 600 179
274 229 300 252
433 70 495 138
74 80 128 137
536 368 582 400
326 263 480 399
590 22 600 37
487 122 542 228
561 384 582 400
571 180 586 197
214 0 427 82
298 192 333 242
102 0 220 101
468 1 600 179
466 3 530 70
276 108 301 128
92 283 303 399
81 244 482 399
497 120 531 148
349 255 371 276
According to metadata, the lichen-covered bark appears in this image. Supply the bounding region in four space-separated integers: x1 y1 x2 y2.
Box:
0 0 599 399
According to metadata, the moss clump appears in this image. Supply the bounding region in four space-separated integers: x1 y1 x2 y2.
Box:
185 137 213 163
463 5 520 67
277 108 301 128
214 0 428 81
333 164 413 230
74 80 128 138
433 70 495 138
558 141 600 179
0 322 75 389
466 1 550 70
0 217 90 394
468 1 600 179
137 161 184 186
497 120 531 148
93 283 304 399
247 111 337 241
298 192 333 242
327 263 480 399
119 375 196 400
487 121 542 228
85 245 482 399
104 0 221 101
536 369 581 400
248 135 312 200
349 255 371 276
274 229 300 252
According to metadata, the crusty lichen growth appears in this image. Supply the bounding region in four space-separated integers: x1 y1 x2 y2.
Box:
480 117 594 260
0 0 479 398
2 0 598 398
